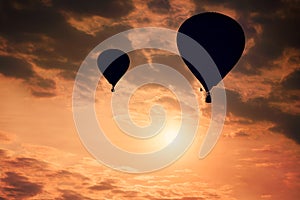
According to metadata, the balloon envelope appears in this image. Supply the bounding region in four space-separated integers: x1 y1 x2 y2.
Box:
177 12 245 93
97 49 130 92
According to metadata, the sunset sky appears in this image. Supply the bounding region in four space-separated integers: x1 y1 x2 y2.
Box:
0 0 300 199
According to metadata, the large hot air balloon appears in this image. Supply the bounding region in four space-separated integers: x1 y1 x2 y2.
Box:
177 12 245 103
97 49 130 92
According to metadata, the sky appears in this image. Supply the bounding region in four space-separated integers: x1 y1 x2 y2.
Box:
0 0 300 199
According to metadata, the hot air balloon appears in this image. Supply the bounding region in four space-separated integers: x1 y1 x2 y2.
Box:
97 49 130 92
177 12 245 103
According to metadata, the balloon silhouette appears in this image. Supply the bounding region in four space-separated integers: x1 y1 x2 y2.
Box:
97 49 130 92
177 12 245 103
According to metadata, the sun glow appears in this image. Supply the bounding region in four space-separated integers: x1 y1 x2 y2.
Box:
159 119 181 146
157 119 180 148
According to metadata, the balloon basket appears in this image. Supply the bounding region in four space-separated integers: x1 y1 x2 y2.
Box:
205 92 212 103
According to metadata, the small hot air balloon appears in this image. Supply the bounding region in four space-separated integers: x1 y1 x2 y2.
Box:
97 49 130 92
177 12 245 103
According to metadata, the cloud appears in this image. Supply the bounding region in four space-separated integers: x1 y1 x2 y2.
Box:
147 0 171 14
234 131 250 137
281 69 300 90
5 157 49 170
56 189 94 200
174 197 205 200
34 77 56 89
0 56 34 79
0 0 259 102
123 0 195 29
0 1 300 198
2 141 235 199
0 1 64 42
28 76 57 97
53 0 134 18
49 170 90 183
1 172 43 199
0 55 57 97
88 180 115 191
0 149 7 158
0 127 299 200
0 0 133 65
193 0 300 78
0 0 134 99
226 89 300 143
111 189 139 197
30 90 56 97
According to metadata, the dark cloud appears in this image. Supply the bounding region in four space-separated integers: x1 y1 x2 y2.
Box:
58 70 77 80
0 54 57 98
26 76 57 97
0 149 7 157
281 69 300 90
0 55 57 96
193 0 300 74
226 89 300 143
234 131 250 137
0 0 134 98
189 1 300 143
31 23 132 74
30 90 56 97
197 0 284 13
88 180 115 191
267 72 300 104
6 157 48 170
0 0 64 42
1 172 42 199
53 0 134 18
147 0 171 14
16 8 131 72
243 15 300 71
35 77 56 89
50 170 89 182
56 189 94 200
112 189 139 197
177 197 205 200
150 196 205 200
0 56 34 79
0 0 132 70
251 6 299 66
0 0 132 38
